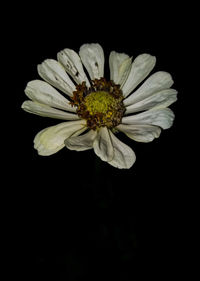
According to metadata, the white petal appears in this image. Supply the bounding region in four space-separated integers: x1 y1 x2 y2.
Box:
21 101 79 120
122 54 156 98
125 89 178 114
37 59 76 97
24 80 76 113
65 129 97 151
108 131 136 169
57 48 90 87
34 120 86 156
79 43 104 80
72 126 88 137
122 108 175 129
117 124 161 142
124 71 174 106
93 127 113 162
109 51 132 86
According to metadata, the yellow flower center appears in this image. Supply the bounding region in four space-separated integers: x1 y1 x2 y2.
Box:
84 91 117 115
70 78 125 130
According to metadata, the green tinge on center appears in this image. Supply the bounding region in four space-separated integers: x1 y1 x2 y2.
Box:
84 91 116 115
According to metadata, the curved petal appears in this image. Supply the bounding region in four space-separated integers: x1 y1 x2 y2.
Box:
37 59 75 97
117 124 161 142
21 101 79 120
65 129 97 151
79 43 104 80
122 108 175 129
34 120 86 156
124 71 174 106
108 131 136 169
24 80 76 112
57 48 90 87
125 89 178 114
121 54 156 98
109 51 132 86
93 127 113 162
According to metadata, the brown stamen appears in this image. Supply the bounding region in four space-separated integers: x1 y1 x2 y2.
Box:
70 78 125 130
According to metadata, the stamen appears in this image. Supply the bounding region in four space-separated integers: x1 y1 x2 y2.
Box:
70 78 125 130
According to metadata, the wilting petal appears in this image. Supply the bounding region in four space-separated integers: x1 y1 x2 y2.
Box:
117 124 161 142
122 108 175 129
37 59 75 96
109 51 132 86
108 131 136 169
57 48 90 87
125 89 178 114
79 43 104 80
24 80 76 112
65 129 97 151
21 101 79 120
93 127 113 162
124 71 174 106
122 54 156 98
34 120 86 156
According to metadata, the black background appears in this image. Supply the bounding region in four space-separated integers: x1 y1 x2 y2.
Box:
6 2 193 280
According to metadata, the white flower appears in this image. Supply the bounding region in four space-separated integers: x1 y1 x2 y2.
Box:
22 43 177 169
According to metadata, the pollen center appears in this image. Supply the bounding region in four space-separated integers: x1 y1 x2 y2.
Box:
70 78 125 130
85 91 117 115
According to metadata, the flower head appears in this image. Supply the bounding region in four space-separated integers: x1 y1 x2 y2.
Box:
22 43 177 169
